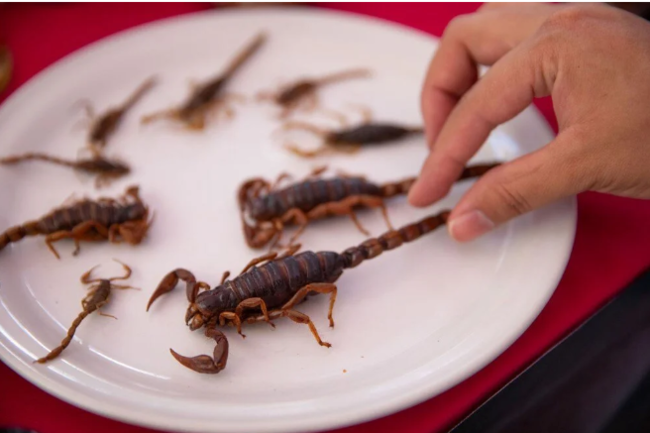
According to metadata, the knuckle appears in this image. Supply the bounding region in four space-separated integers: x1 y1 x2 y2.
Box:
492 182 532 217
541 4 604 31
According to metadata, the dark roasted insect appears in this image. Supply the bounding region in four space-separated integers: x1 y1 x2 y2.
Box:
34 260 137 364
146 211 451 374
257 68 370 118
77 76 156 154
281 120 424 158
141 32 266 131
238 163 500 249
0 185 152 259
0 152 130 188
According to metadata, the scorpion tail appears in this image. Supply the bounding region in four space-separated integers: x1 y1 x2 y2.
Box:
146 268 198 311
378 162 502 199
459 162 502 179
340 211 451 270
379 177 417 199
0 222 40 252
169 327 229 374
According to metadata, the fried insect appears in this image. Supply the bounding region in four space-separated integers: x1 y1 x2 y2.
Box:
257 68 370 118
141 32 266 131
77 76 156 154
281 115 424 158
238 163 500 249
0 185 152 259
0 152 130 188
146 211 451 374
34 260 137 364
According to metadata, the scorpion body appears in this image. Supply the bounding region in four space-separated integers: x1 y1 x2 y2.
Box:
146 211 450 374
258 68 370 118
79 76 156 153
35 260 136 364
141 32 266 130
282 120 424 158
0 186 151 259
0 152 130 188
239 163 500 249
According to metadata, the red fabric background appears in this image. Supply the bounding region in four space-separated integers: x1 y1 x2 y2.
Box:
2 3 650 433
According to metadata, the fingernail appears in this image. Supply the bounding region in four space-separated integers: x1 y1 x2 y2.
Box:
448 210 495 242
407 180 421 204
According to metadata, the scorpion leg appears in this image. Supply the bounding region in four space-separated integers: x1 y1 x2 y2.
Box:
276 208 309 248
69 221 110 256
282 120 328 137
270 172 293 190
170 325 229 374
140 108 178 125
239 251 278 275
284 142 332 158
308 194 394 234
281 309 331 348
281 283 337 328
346 103 373 123
235 297 275 332
303 165 328 180
220 271 230 284
218 312 243 336
44 220 109 259
278 242 301 258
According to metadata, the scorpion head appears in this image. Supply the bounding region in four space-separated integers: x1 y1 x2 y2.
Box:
185 303 207 330
185 289 236 331
247 196 276 221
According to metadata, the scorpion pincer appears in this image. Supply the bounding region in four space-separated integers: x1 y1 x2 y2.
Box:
146 210 451 375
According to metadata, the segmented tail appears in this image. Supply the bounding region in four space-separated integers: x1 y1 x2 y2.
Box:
121 76 157 111
340 210 450 269
222 32 267 79
0 221 41 251
379 162 502 198
317 68 371 86
0 152 77 168
34 310 91 364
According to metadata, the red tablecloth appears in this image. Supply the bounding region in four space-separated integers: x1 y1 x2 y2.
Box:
2 3 650 433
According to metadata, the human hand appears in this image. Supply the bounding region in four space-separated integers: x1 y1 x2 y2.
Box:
409 3 650 241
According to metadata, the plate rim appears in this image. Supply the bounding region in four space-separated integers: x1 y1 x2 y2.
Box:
0 6 577 433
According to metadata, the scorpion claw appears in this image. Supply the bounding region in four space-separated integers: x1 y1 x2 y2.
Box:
169 349 226 375
169 328 229 374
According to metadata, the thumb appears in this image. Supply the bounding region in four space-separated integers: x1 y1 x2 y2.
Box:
447 131 588 242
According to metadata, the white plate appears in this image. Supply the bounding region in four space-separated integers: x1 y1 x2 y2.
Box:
0 7 575 433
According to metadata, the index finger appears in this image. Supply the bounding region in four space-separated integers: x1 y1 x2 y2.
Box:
411 38 554 206
421 5 559 148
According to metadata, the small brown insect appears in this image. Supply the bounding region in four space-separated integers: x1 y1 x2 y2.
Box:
282 120 424 158
0 185 152 259
238 162 500 249
146 211 451 374
141 32 266 131
34 260 137 364
76 76 156 154
257 68 370 119
0 152 130 188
